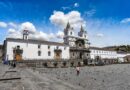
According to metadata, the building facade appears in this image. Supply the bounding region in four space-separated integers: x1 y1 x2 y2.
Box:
3 22 91 63
3 23 130 66
90 47 130 64
89 47 117 64
63 22 90 64
3 38 70 61
90 47 117 59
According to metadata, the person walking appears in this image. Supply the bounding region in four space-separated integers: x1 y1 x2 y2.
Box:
76 66 80 76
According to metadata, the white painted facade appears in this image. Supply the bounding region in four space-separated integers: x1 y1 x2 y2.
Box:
90 47 130 62
90 49 117 59
5 39 70 60
4 23 90 61
117 53 130 62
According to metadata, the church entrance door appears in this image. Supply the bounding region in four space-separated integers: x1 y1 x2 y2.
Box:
54 50 62 60
13 46 23 61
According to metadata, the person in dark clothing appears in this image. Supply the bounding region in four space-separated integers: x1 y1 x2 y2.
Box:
11 61 16 68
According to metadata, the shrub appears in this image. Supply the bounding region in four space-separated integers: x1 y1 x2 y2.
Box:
53 62 58 67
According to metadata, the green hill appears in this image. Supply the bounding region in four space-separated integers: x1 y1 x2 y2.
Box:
103 45 130 53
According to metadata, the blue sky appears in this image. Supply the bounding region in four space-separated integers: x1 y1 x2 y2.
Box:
0 0 130 47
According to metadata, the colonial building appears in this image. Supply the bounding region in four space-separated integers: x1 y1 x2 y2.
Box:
90 47 130 64
3 27 71 61
64 22 90 64
3 23 90 64
90 47 117 59
3 23 130 66
3 38 70 61
89 47 117 64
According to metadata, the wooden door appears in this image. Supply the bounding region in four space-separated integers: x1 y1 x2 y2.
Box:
15 54 22 61
54 52 61 60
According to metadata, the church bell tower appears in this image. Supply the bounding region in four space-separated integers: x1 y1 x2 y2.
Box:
78 25 87 39
23 30 29 40
64 22 76 47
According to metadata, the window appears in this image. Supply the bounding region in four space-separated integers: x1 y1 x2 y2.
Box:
73 52 74 56
38 51 41 56
48 45 50 49
70 31 72 35
79 44 82 47
48 51 51 56
17 45 20 49
56 46 59 49
99 51 101 53
38 44 41 49
64 47 66 50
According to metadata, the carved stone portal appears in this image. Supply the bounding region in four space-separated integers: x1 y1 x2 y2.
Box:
13 46 23 61
54 49 62 60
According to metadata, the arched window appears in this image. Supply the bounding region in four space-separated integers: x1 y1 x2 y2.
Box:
70 31 72 35
64 47 66 50
48 45 50 49
48 51 51 56
38 44 41 49
85 35 86 38
17 45 20 49
38 51 41 56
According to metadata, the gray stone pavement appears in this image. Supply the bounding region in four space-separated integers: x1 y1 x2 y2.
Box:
0 64 130 90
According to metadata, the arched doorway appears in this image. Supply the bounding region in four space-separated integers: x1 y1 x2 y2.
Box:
13 46 23 61
54 49 62 60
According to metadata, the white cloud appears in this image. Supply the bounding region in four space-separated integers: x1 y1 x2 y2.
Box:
62 6 71 10
84 9 96 17
7 28 22 39
0 22 7 28
20 22 36 34
29 31 47 40
56 31 64 38
7 22 55 41
86 18 130 47
74 3 79 7
8 28 16 34
61 3 79 10
120 18 130 23
96 33 104 38
8 22 17 28
49 33 55 39
49 11 86 29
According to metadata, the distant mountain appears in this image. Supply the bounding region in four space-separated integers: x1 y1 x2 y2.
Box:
103 45 130 53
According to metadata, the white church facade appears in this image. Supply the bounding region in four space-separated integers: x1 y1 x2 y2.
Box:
3 22 90 62
4 38 70 60
2 22 130 66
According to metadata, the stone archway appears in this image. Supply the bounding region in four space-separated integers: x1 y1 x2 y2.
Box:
54 49 62 60
13 46 23 61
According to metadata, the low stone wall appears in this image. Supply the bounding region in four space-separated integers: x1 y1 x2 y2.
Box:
15 59 84 68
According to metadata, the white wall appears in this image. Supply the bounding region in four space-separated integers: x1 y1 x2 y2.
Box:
90 49 130 60
90 49 117 59
116 53 130 62
6 41 70 60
